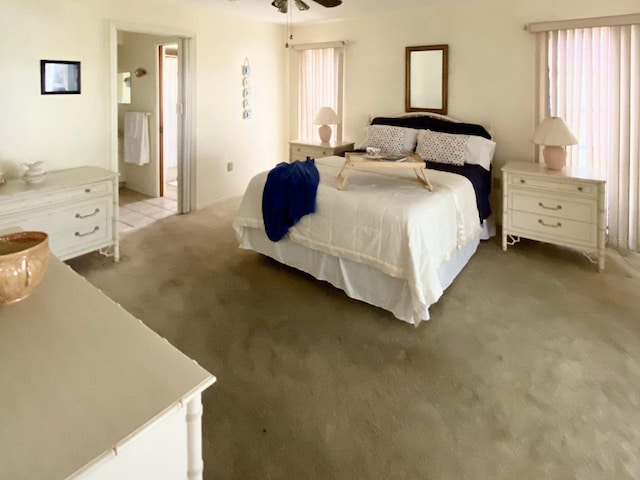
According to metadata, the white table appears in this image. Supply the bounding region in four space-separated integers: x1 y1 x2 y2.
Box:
289 139 355 162
337 152 433 191
501 161 606 271
0 254 216 479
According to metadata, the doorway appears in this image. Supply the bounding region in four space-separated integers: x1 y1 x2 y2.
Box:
110 24 194 234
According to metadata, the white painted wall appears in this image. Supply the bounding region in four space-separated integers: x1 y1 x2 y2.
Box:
288 0 639 213
0 0 287 208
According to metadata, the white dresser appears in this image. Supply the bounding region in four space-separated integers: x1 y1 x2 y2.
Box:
0 167 119 261
0 253 216 480
289 139 355 162
502 161 606 271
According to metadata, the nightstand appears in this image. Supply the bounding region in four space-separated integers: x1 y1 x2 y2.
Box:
502 161 606 271
289 139 355 162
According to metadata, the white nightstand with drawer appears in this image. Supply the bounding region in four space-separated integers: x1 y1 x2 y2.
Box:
502 161 606 271
289 139 355 162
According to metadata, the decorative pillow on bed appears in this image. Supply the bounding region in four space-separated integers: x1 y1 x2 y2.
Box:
416 129 496 170
416 129 467 166
363 125 418 154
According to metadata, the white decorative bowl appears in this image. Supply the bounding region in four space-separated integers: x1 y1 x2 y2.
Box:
0 231 50 305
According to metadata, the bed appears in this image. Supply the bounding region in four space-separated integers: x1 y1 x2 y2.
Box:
233 114 496 326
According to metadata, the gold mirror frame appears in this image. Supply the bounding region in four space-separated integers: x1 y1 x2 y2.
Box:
405 45 448 114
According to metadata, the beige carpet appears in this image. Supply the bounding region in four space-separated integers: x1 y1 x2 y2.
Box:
68 198 640 480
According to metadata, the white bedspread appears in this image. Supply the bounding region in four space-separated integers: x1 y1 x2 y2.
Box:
233 156 481 317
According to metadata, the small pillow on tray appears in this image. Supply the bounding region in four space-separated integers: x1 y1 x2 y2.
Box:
363 125 418 154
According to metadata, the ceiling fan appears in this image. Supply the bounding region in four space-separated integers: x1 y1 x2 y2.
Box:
271 0 342 14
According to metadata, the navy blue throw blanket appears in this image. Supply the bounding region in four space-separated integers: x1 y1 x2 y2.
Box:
262 158 320 242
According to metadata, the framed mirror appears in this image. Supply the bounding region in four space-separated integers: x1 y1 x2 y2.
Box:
405 45 448 114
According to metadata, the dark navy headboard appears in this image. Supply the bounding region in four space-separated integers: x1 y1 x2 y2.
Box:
371 115 492 140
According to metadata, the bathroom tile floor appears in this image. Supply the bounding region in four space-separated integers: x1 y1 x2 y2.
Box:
118 185 177 234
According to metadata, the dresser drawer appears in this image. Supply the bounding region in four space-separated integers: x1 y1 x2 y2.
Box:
0 196 113 258
509 191 597 223
50 219 113 259
0 196 110 233
509 175 596 197
290 145 334 159
508 210 597 248
0 180 112 216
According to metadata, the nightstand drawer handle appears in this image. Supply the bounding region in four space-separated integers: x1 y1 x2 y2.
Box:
577 186 584 192
75 208 100 219
538 202 562 211
520 179 526 184
538 219 562 228
75 226 100 237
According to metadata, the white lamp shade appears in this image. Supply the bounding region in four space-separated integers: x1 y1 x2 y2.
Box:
313 107 340 125
532 117 578 146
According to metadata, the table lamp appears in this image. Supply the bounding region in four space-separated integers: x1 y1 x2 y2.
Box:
314 107 340 144
532 117 578 170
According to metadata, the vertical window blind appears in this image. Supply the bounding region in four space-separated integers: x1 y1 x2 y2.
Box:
295 43 344 142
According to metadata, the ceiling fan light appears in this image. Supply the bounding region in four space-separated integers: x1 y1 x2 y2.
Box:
294 0 310 11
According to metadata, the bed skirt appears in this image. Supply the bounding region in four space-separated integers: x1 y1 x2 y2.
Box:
239 227 481 326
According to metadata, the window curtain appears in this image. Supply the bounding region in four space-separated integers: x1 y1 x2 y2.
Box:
298 47 343 142
544 24 640 251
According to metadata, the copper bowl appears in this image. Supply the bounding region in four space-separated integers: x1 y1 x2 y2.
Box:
0 231 50 305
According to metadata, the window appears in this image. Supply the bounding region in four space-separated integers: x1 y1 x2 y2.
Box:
294 42 345 142
532 16 640 251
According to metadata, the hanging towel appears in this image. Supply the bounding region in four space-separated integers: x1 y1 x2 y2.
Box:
124 112 150 165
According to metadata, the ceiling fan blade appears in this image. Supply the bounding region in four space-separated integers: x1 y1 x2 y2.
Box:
312 0 342 7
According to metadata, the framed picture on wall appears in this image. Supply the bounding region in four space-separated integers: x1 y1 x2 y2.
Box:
40 60 81 95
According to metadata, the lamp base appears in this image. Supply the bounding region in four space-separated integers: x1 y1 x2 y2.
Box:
318 125 332 144
542 146 567 170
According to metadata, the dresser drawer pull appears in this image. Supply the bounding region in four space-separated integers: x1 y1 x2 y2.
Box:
520 179 526 184
75 226 100 237
538 219 562 228
75 208 100 219
85 188 91 193
538 202 562 211
577 186 583 192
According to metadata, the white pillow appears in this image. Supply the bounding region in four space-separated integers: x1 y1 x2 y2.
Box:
416 129 496 171
363 125 418 154
465 135 496 171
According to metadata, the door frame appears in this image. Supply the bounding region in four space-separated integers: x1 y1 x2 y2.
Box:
108 21 196 213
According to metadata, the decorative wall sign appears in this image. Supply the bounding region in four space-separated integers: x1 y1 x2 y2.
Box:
40 60 81 95
242 58 251 120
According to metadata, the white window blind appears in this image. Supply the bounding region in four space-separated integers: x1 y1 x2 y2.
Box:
297 44 344 142
536 20 640 251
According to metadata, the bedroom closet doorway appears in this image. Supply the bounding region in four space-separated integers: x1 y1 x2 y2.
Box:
110 23 194 234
